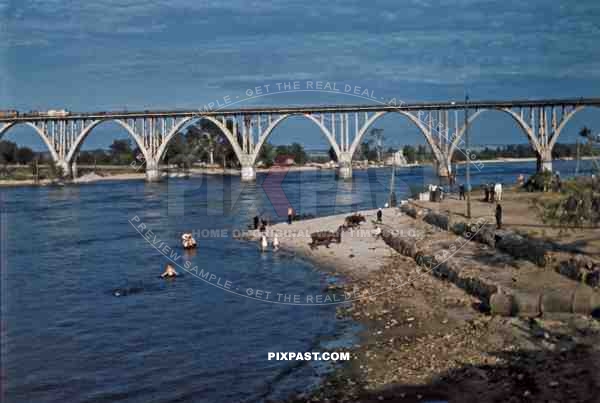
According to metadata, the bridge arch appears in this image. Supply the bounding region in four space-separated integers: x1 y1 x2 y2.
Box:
447 106 600 161
547 105 599 150
348 110 444 163
250 114 341 165
0 121 60 162
66 119 149 164
155 116 244 165
449 108 541 161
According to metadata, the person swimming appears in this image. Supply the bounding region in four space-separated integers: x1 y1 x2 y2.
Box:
161 263 178 278
272 233 280 251
181 232 197 249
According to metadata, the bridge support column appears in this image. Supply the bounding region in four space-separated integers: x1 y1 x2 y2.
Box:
336 154 353 180
241 164 256 181
433 156 451 178
71 160 78 179
145 159 161 182
57 160 72 180
536 149 553 173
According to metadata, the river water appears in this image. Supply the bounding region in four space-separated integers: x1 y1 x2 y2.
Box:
0 159 593 402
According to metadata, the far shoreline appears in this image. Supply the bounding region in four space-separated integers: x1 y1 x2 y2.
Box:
0 155 593 188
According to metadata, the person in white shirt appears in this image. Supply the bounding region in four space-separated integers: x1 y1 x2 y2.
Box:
260 234 268 252
494 183 503 201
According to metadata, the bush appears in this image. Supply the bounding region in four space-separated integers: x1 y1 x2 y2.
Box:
523 171 553 192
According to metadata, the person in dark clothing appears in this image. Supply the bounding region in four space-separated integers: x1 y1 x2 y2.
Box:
287 206 294 225
253 215 260 230
489 184 495 203
459 184 465 200
495 203 503 229
484 184 489 202
377 208 383 223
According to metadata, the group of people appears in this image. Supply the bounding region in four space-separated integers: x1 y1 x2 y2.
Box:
260 232 280 252
159 232 198 278
428 184 445 202
482 182 503 203
253 215 270 232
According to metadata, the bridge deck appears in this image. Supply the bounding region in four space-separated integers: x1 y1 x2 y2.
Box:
2 97 600 122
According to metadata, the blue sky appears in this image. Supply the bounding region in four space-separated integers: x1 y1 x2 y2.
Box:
1 0 599 150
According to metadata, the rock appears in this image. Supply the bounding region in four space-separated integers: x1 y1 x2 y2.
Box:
490 292 514 316
423 211 450 231
495 230 548 267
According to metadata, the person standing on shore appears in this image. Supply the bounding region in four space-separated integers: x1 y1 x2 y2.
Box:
287 206 294 225
459 184 465 200
494 182 503 201
377 208 383 223
496 203 503 229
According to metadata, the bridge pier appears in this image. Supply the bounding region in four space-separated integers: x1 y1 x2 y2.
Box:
57 160 72 180
536 149 553 173
433 158 451 178
72 160 78 179
145 159 162 182
336 156 353 180
241 164 256 181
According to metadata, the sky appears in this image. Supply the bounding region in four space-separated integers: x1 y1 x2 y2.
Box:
1 0 599 151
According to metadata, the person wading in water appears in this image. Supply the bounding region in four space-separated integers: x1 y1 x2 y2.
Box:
161 263 178 278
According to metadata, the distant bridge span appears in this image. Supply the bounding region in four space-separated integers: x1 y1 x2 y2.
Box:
1 97 598 181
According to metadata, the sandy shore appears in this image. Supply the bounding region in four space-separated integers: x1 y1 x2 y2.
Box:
246 208 414 280
242 203 600 402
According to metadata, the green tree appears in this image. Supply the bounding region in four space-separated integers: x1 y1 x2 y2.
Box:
579 126 593 140
16 147 35 164
0 140 17 165
109 139 133 164
258 142 275 166
368 128 385 162
402 145 416 164
328 146 338 162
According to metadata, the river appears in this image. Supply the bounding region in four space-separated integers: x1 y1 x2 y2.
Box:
0 159 594 402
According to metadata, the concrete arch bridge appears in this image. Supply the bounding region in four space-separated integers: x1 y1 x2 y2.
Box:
1 98 598 182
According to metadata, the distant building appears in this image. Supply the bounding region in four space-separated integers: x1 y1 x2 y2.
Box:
274 155 294 165
305 149 330 159
385 149 407 166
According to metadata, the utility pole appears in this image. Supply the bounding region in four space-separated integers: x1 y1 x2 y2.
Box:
575 139 580 175
465 94 472 219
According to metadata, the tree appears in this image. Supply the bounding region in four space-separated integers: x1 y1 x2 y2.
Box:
402 145 417 164
579 126 593 140
328 146 338 162
258 142 275 166
368 128 385 162
534 178 600 228
200 132 218 165
109 139 133 164
289 143 307 164
0 140 17 165
16 147 35 164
